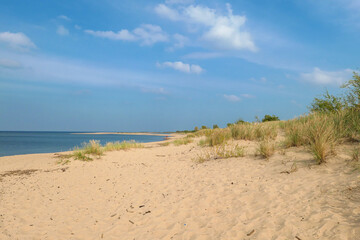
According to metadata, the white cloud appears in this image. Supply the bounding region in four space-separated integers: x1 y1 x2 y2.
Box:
224 94 241 102
85 24 168 46
241 93 255 98
155 3 257 51
58 15 71 21
57 25 69 36
300 67 353 85
85 29 136 41
133 24 168 45
157 61 204 74
155 4 181 21
0 32 36 50
0 59 22 68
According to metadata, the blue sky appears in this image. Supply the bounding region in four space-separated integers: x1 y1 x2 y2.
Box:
0 0 359 131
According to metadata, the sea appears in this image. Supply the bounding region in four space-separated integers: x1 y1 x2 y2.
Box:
0 131 167 157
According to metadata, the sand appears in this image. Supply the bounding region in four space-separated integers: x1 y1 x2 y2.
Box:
1 137 359 240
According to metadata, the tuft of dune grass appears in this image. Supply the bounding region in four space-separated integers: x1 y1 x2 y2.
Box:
58 139 143 163
103 140 143 151
195 144 245 163
257 139 276 159
305 114 337 164
172 138 193 146
200 128 231 147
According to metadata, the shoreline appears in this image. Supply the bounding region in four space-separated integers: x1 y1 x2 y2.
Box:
0 133 181 159
1 135 359 239
71 132 173 137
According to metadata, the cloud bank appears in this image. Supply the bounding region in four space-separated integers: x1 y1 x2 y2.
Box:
0 32 36 50
155 3 257 51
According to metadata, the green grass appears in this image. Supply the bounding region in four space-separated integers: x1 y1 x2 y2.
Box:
56 139 143 163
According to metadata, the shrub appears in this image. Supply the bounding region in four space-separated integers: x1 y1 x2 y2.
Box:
341 71 360 109
262 114 280 122
310 90 344 113
235 119 246 124
201 125 207 130
194 126 199 131
213 124 219 129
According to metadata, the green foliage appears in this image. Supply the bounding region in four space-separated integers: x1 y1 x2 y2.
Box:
213 124 219 129
227 123 233 127
310 90 344 113
341 71 360 109
201 125 207 130
262 114 280 122
194 126 199 131
235 119 246 124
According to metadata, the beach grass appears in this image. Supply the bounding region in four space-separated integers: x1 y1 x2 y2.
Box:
172 138 193 146
195 144 245 163
257 139 276 159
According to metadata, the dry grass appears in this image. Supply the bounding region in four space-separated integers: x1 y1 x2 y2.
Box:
104 140 143 151
199 128 232 147
305 114 337 164
230 122 278 141
172 138 193 146
256 139 276 159
195 144 245 163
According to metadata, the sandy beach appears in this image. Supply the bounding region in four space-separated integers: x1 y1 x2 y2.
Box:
1 136 359 240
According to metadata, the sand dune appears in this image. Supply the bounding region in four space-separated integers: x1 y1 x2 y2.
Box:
1 138 359 239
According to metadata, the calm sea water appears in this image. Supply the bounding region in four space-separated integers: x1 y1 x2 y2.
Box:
0 131 166 157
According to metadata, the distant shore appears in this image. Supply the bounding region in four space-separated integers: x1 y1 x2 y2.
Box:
72 132 173 137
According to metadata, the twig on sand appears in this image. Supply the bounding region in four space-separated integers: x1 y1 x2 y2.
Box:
247 229 255 236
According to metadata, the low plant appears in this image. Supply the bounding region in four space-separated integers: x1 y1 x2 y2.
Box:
73 147 93 161
257 139 276 159
82 140 103 156
103 140 143 151
305 114 337 164
173 138 193 146
194 144 245 163
204 128 231 146
352 146 360 162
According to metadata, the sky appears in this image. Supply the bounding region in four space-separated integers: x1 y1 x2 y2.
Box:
0 0 359 132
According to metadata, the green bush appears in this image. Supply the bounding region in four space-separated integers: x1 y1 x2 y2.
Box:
262 114 280 122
